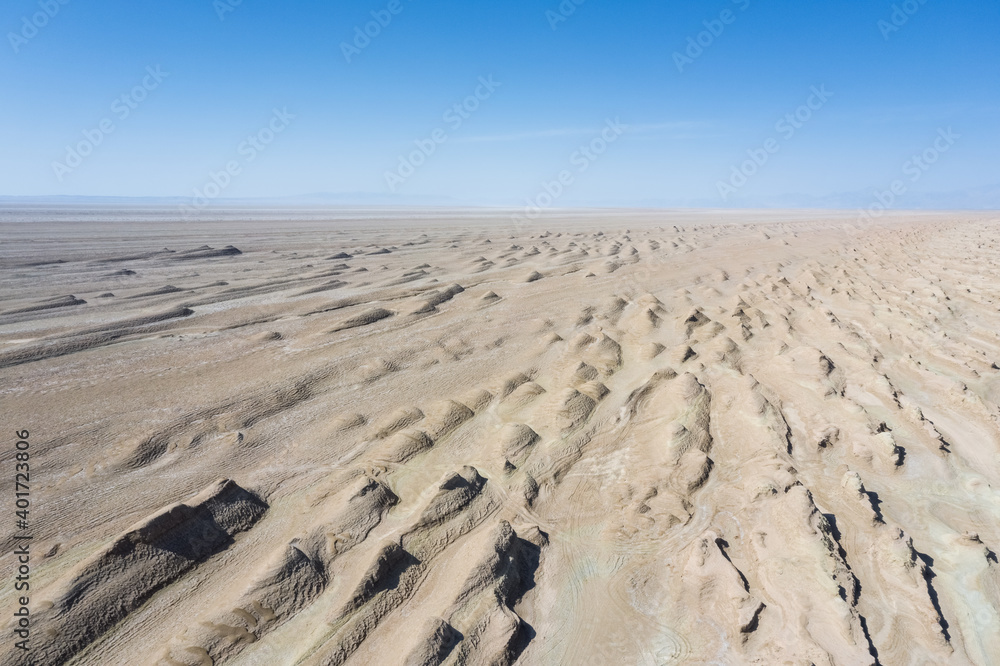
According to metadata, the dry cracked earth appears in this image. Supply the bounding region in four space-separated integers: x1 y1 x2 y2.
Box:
2 208 1000 665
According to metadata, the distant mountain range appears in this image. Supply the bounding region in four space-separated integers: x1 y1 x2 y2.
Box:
573 183 1000 211
1 184 998 210
0 192 462 207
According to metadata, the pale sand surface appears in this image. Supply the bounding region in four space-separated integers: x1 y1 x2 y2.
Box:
2 208 1000 665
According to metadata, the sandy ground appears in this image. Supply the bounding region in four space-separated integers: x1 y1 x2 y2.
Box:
1 208 1000 665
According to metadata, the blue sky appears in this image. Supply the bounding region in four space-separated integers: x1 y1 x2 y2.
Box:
2 0 998 208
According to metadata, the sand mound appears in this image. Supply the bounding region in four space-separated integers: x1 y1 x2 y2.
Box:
2 480 266 666
331 307 393 332
4 294 86 314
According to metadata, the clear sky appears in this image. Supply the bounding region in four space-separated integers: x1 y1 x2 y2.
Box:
2 0 998 208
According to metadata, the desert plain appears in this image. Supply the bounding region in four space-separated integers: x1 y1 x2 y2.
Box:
2 207 1000 665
